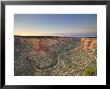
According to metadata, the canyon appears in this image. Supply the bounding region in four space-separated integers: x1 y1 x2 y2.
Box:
14 36 97 76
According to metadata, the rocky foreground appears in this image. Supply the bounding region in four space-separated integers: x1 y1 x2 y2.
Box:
14 37 97 76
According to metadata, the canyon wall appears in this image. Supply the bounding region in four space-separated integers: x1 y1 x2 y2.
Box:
80 38 97 50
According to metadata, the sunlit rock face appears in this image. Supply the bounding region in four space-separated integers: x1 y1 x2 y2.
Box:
80 38 97 50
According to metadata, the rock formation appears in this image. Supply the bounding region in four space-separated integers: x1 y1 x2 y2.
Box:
80 38 97 50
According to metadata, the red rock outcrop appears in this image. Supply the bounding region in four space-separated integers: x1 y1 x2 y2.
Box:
80 38 97 50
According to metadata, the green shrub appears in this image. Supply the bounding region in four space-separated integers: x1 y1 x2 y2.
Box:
84 66 97 76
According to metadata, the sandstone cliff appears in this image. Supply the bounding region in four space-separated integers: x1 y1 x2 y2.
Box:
80 38 97 50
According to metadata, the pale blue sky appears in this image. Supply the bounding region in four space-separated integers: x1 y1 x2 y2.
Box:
14 14 97 36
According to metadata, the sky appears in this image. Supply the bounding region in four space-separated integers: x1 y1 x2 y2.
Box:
14 14 97 36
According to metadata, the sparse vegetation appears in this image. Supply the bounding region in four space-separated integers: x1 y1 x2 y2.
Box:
14 36 97 76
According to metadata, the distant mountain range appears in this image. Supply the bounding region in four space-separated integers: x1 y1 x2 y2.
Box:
14 33 97 37
44 33 97 37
